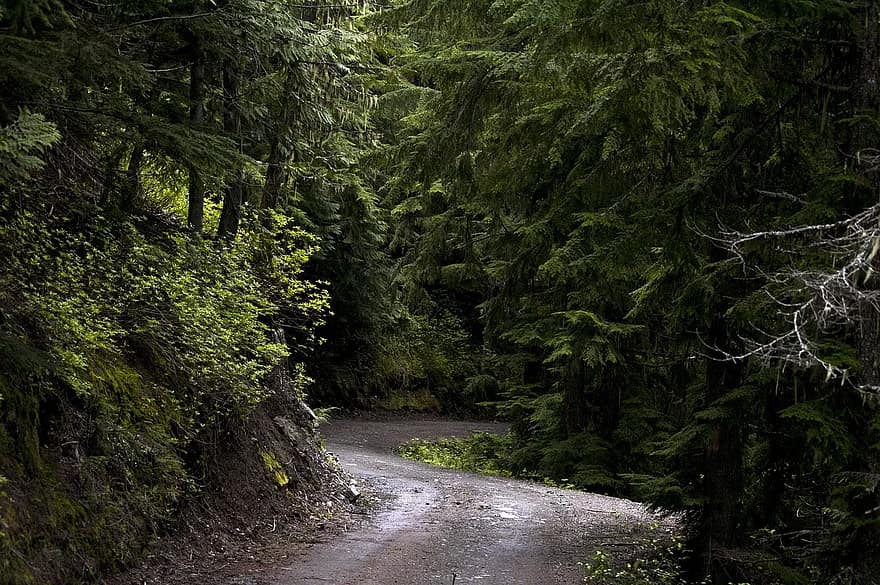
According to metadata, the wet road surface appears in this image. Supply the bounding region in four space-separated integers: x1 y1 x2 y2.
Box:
262 416 654 585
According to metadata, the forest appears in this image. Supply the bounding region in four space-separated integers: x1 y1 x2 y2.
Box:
1 0 879 584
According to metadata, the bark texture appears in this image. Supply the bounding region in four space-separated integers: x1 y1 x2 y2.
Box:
854 3 880 580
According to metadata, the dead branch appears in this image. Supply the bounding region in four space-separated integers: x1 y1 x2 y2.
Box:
707 200 880 393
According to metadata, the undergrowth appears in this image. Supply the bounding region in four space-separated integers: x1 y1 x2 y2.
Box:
397 433 513 477
581 533 694 585
0 199 328 583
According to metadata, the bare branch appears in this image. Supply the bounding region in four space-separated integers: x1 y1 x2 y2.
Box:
756 189 807 204
708 201 880 393
109 12 216 32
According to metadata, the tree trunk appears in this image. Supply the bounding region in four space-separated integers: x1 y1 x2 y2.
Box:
261 135 286 213
853 2 880 579
260 72 299 220
852 308 880 582
562 358 588 436
689 305 744 583
700 360 743 583
218 59 243 239
759 382 786 526
121 142 145 212
187 40 206 233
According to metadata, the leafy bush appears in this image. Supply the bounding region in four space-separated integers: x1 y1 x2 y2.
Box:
397 432 513 477
0 198 327 582
582 530 703 585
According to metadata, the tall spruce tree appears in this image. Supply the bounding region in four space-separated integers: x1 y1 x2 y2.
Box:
375 0 880 582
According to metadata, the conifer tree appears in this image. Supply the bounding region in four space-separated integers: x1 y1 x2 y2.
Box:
376 0 880 581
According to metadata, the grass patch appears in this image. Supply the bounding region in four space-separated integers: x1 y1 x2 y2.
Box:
397 432 513 477
397 432 585 489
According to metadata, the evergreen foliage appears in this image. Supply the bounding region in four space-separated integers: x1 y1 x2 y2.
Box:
371 0 880 582
3 0 880 583
0 0 387 582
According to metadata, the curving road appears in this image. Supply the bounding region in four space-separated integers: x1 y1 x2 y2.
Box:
260 416 656 585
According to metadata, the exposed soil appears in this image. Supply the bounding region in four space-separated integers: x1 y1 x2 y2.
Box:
111 414 667 585
101 401 361 585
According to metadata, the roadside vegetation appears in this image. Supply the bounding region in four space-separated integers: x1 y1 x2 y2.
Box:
369 2 880 583
2 1 880 584
0 1 369 582
398 433 513 478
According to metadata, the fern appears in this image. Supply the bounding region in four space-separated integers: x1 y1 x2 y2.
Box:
0 110 59 182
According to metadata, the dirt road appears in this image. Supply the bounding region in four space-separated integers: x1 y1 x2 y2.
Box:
259 416 656 585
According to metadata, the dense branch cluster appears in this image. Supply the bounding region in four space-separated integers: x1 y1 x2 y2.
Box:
718 197 880 391
3 1 880 584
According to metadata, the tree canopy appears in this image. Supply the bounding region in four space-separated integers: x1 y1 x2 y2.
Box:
1 0 879 583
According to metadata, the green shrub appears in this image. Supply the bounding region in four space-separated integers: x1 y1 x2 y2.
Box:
368 310 482 412
0 200 327 582
398 432 513 477
582 532 695 585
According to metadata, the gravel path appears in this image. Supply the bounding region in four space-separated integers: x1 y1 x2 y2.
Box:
259 416 657 585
